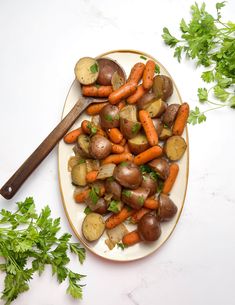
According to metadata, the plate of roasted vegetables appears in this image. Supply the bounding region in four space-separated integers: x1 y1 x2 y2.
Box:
58 50 189 261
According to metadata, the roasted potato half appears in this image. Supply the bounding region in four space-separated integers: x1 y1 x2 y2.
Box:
144 99 167 118
89 135 112 160
128 133 150 155
82 213 105 241
75 57 99 85
153 75 173 101
71 163 87 186
164 135 187 161
162 104 180 127
122 187 150 210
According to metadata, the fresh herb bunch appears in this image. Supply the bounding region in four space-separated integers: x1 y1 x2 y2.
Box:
0 197 86 305
162 2 235 124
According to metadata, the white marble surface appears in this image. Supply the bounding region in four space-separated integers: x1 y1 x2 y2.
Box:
0 0 235 304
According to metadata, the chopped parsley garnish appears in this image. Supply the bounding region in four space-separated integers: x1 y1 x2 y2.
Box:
120 161 129 167
149 171 159 181
104 114 113 122
89 186 100 204
78 159 85 164
87 122 97 135
155 64 160 74
140 55 147 60
84 206 92 215
131 122 140 134
122 190 132 198
108 200 120 213
137 196 145 205
117 242 127 250
90 63 98 74
139 164 152 173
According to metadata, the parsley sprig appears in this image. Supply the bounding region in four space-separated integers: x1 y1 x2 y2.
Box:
0 197 86 304
162 2 235 124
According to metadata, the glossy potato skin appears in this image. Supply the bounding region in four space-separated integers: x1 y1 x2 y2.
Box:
89 135 112 160
152 75 173 101
100 104 120 129
141 174 158 196
86 198 108 215
97 58 126 86
158 194 178 221
137 92 156 110
113 161 142 189
128 134 150 155
162 104 180 127
152 118 163 136
148 158 170 180
120 118 141 139
105 179 122 200
138 213 161 241
122 187 150 210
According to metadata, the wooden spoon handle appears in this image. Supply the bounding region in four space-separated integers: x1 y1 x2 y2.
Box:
0 97 88 200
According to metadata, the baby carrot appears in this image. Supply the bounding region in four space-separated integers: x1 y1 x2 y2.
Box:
139 110 158 146
143 60 156 90
162 163 179 194
119 138 127 146
134 146 162 165
122 230 142 246
172 103 190 136
74 189 89 203
130 208 150 224
109 82 137 105
117 100 126 110
86 102 108 116
127 62 145 84
127 84 146 104
82 85 113 97
102 153 133 165
105 206 135 229
63 128 83 144
81 120 91 134
111 144 125 154
107 128 123 144
81 120 106 137
86 170 98 183
144 198 159 210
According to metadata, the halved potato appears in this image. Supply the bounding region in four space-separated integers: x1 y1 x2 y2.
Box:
85 159 100 173
164 135 187 161
120 105 141 139
120 105 138 121
159 127 172 141
68 155 82 172
82 213 105 242
77 134 91 157
144 99 167 118
111 71 125 90
74 57 99 85
128 133 150 155
71 163 87 186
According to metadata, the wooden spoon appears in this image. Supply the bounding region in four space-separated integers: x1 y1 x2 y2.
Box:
0 96 106 200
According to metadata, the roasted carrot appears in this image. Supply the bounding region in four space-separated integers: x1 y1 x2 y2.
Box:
143 60 155 90
123 143 131 153
162 163 179 194
119 138 127 146
102 153 133 165
82 85 113 97
172 103 190 136
131 208 150 224
134 146 162 165
64 127 83 144
105 206 135 229
81 120 106 137
117 100 126 110
86 102 108 116
107 128 123 144
111 144 125 154
86 170 98 183
74 189 89 203
139 110 158 146
122 230 142 246
109 82 137 105
127 84 146 104
144 198 159 209
127 62 145 84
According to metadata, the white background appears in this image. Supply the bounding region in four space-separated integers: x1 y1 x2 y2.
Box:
0 0 235 304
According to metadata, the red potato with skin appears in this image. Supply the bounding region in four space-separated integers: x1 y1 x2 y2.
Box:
148 158 170 180
105 179 122 200
141 173 158 196
113 161 142 189
89 135 112 160
99 104 120 129
122 187 150 210
138 213 161 241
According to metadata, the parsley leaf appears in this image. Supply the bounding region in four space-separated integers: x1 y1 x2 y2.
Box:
116 243 127 250
155 64 160 74
197 88 208 103
89 187 99 204
90 63 98 74
140 55 147 60
188 106 207 125
131 122 140 134
104 114 113 122
122 190 132 198
108 200 121 213
0 197 86 304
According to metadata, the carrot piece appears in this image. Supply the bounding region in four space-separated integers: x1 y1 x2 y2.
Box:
122 230 142 246
162 163 179 194
134 146 162 165
119 138 127 146
127 63 145 84
74 189 89 203
102 153 133 165
127 84 146 104
81 120 106 137
172 103 190 136
109 82 137 105
82 85 113 97
86 102 108 116
86 170 98 183
139 110 158 146
123 143 131 153
117 100 126 110
144 198 159 210
63 128 83 144
111 144 125 154
105 206 135 229
130 208 150 224
107 128 123 144
143 60 156 90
